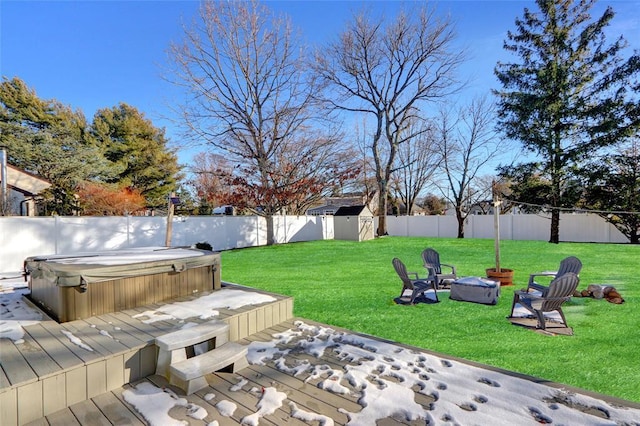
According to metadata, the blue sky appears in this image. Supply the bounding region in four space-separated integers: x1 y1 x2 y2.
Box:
2 0 639 167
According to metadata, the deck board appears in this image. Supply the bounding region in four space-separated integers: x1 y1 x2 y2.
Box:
61 320 129 356
43 407 81 426
110 384 149 424
241 363 355 424
211 371 310 426
82 316 145 350
24 408 80 426
100 310 166 340
91 391 145 426
51 321 104 364
0 359 12 388
22 323 84 371
0 339 38 386
12 331 65 380
68 399 112 425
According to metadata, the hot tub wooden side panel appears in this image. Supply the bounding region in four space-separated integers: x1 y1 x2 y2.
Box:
31 263 220 322
30 275 65 322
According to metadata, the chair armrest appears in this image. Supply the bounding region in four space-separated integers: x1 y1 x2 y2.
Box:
516 290 541 300
414 279 434 289
408 271 420 280
423 264 436 276
441 263 457 275
527 282 549 294
528 271 557 285
517 292 543 309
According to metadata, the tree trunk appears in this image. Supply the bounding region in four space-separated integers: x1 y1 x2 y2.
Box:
456 208 465 238
376 183 389 236
266 214 275 246
549 208 560 244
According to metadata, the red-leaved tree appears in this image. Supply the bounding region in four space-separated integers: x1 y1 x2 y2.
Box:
77 182 146 216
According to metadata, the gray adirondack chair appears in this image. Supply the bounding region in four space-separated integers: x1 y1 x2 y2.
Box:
528 256 582 294
392 258 438 304
421 248 457 289
510 272 580 330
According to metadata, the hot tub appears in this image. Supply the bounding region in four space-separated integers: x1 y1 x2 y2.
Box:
24 247 221 322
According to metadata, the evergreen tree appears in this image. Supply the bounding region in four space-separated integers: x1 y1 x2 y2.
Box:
494 0 640 243
0 77 109 214
581 138 640 243
90 103 181 209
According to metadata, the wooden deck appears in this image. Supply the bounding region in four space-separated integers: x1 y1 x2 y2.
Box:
22 318 430 426
0 284 293 426
20 316 640 426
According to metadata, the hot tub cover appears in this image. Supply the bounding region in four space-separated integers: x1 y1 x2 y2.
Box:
24 247 219 287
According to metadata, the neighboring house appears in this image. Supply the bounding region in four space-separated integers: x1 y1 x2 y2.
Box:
306 192 377 216
0 164 51 216
212 205 235 215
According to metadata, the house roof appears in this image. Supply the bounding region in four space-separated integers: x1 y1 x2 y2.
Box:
3 164 51 195
306 204 343 215
334 205 371 216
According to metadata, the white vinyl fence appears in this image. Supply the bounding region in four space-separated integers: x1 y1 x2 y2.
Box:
0 213 627 274
385 213 628 243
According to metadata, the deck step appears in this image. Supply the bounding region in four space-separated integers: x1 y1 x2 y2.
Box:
169 342 249 394
155 320 230 376
155 320 229 351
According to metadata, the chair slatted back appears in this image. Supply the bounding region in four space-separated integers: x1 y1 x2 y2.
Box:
392 258 414 289
557 256 583 277
543 272 580 311
421 248 442 274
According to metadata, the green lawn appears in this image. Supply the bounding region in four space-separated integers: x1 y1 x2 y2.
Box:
220 237 639 403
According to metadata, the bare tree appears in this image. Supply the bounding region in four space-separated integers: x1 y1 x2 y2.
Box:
436 96 504 238
349 118 379 210
392 121 441 215
188 152 232 210
314 5 464 236
168 0 351 243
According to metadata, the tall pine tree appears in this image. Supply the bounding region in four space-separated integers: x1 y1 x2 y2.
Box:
494 0 640 243
91 103 181 209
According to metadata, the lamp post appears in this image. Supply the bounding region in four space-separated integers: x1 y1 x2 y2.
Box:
485 180 514 286
165 193 179 247
493 180 501 272
0 148 7 216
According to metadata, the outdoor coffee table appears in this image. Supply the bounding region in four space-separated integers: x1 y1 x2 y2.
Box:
450 276 500 305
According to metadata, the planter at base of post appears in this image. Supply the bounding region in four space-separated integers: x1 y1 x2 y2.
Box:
486 268 514 286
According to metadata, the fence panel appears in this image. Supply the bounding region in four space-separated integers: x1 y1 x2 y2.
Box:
0 213 630 274
272 215 328 243
0 217 56 274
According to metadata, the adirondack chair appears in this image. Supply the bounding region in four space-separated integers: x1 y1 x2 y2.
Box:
392 258 438 304
421 248 457 289
528 256 582 294
510 272 580 330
